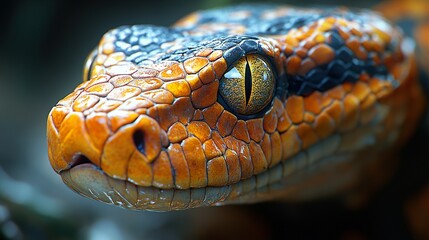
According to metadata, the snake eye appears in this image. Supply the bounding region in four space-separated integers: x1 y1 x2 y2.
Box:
83 48 98 82
219 54 275 116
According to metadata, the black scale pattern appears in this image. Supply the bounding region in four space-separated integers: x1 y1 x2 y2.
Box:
108 5 397 96
288 29 391 95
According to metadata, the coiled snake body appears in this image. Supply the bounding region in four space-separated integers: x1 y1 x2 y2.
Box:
47 4 425 211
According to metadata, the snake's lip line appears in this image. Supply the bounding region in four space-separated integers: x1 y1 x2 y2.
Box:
57 133 353 211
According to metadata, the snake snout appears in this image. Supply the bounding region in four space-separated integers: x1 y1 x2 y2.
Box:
47 101 171 186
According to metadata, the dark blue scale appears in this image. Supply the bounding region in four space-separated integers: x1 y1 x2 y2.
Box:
106 5 397 99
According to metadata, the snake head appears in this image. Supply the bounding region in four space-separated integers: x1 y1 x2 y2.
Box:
47 5 424 211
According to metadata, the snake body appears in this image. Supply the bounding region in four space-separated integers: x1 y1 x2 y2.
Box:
47 5 425 211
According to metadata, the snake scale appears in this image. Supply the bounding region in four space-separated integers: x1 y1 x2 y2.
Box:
46 4 426 212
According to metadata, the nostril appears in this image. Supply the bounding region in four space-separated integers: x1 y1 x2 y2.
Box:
70 154 92 168
133 130 146 155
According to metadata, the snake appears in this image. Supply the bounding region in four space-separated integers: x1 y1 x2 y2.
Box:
46 4 426 212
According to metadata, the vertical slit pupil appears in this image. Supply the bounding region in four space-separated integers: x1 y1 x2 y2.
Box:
244 57 252 105
133 130 145 155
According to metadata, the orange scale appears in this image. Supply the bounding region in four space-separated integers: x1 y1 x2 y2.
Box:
103 52 126 67
304 112 315 123
141 89 174 104
269 132 282 167
216 110 238 137
212 131 227 154
168 144 190 189
198 64 216 84
173 97 194 125
318 20 334 32
85 113 111 153
131 68 158 78
185 74 203 90
295 48 308 58
314 33 325 43
350 27 363 37
159 63 185 81
72 94 100 112
202 103 224 129
107 86 141 101
337 27 350 41
196 48 213 57
167 122 188 143
207 50 223 61
135 108 147 115
109 75 133 87
182 137 207 188
313 113 336 139
263 109 278 133
207 157 228 186
246 118 265 142
50 106 69 130
192 109 204 121
338 94 360 132
249 141 268 175
127 151 153 187
224 149 241 184
184 57 209 74
286 96 305 124
286 56 301 75
309 44 335 65
224 136 253 179
232 120 250 143
273 98 285 116
163 80 191 98
260 134 272 166
303 40 316 50
106 63 137 76
152 151 174 189
297 58 316 76
129 78 163 92
85 82 114 97
203 139 223 160
87 75 110 87
277 110 292 132
212 58 228 78
119 97 153 111
351 81 371 101
359 95 377 125
296 123 319 150
93 99 122 113
191 80 219 108
107 110 139 132
304 91 324 115
325 85 346 100
280 126 301 160
158 104 179 131
325 100 344 125
187 121 212 143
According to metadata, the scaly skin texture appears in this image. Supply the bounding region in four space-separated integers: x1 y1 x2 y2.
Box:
47 5 425 211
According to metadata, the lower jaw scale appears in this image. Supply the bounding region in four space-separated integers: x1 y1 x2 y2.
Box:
60 134 370 211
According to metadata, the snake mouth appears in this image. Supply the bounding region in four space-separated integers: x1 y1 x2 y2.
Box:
67 154 93 169
60 162 235 211
57 134 363 211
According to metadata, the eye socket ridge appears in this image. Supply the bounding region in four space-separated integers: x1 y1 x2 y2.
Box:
219 54 276 118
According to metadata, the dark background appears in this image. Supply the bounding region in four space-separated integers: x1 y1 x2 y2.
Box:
0 0 426 239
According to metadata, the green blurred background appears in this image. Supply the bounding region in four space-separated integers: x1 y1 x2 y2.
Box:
0 0 423 239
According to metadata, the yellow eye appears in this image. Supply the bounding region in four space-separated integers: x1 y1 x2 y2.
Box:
219 54 275 116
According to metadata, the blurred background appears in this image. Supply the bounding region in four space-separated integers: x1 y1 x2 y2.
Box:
0 0 427 239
